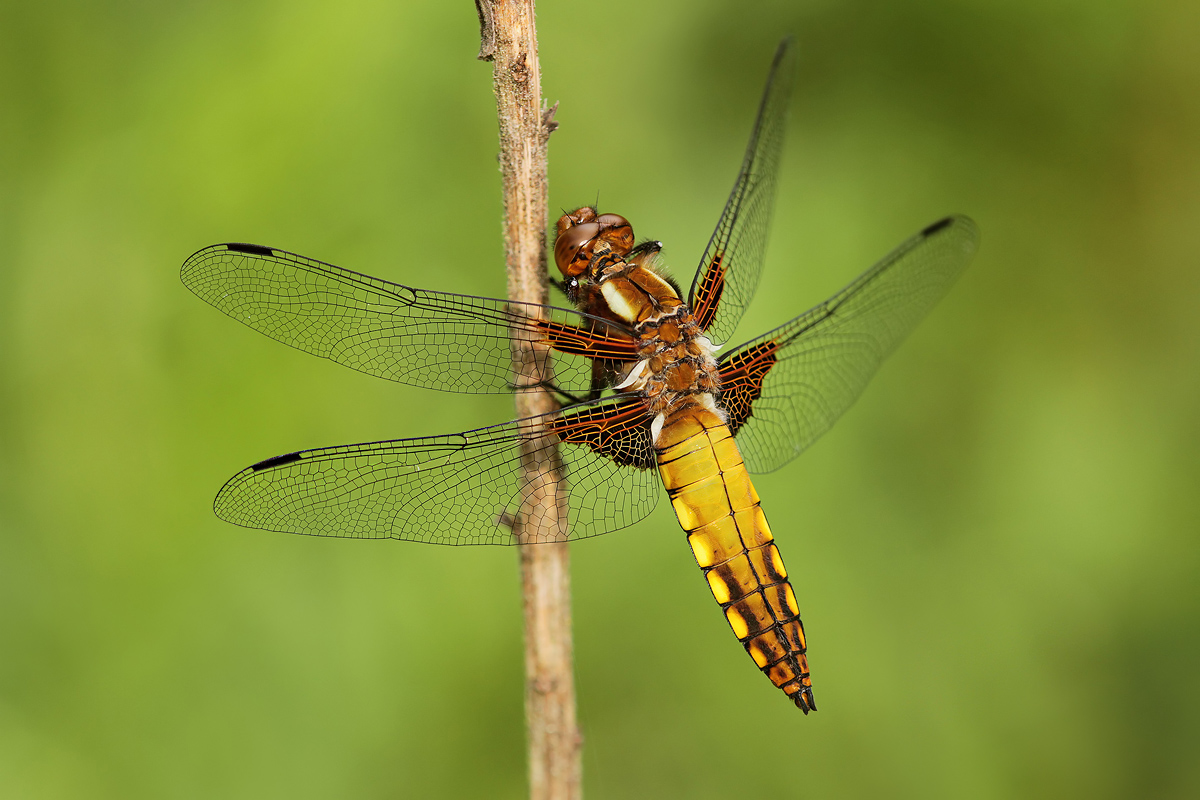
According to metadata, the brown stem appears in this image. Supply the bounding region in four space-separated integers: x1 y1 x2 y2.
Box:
477 2 581 798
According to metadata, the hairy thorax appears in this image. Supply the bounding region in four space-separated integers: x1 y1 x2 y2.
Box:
593 259 723 431
550 205 723 438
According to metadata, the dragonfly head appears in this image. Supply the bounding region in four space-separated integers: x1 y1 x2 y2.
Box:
553 206 634 278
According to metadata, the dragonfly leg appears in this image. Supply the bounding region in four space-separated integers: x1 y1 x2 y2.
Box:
555 378 611 406
548 275 570 298
553 387 590 406
508 378 592 406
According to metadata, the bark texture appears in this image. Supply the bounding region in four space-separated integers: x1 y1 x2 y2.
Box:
477 2 581 798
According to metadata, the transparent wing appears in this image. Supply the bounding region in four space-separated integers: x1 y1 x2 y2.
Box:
689 37 796 346
181 244 639 395
719 216 980 473
213 398 659 545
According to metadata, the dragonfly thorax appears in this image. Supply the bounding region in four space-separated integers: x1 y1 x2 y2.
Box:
553 207 724 431
631 306 722 429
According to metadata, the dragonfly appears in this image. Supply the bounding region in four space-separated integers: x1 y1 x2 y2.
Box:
181 39 978 713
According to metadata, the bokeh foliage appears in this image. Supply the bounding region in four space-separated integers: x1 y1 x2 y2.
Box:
1 1 1197 797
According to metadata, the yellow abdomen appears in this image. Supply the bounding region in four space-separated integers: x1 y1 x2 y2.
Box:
655 406 816 712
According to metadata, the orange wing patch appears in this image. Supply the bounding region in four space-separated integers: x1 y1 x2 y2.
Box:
532 319 640 361
548 399 654 469
692 252 726 333
718 340 779 435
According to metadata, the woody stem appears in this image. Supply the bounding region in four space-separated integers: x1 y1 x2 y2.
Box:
476 3 581 799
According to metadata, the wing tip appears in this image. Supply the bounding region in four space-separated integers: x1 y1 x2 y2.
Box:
920 215 981 258
251 451 304 472
225 243 276 257
921 217 955 237
922 213 980 239
774 35 797 61
212 452 304 527
180 242 277 285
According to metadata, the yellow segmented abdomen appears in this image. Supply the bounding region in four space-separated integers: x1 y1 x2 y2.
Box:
655 406 816 713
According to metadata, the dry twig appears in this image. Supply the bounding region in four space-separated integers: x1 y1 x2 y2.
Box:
476 2 581 798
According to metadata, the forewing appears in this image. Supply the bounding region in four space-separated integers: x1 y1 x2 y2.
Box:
180 243 638 394
213 398 659 545
720 216 979 473
689 37 796 346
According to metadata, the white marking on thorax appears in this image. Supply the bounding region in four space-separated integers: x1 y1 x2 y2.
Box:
614 359 650 390
650 413 665 446
600 281 640 323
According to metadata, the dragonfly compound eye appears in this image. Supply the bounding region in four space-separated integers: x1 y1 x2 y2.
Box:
554 221 601 276
555 206 598 238
594 213 635 257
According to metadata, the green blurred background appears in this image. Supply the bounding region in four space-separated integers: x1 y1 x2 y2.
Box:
2 0 1197 797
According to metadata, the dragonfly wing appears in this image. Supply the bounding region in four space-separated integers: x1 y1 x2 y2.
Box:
719 216 980 474
213 398 659 545
689 37 796 346
181 243 638 395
